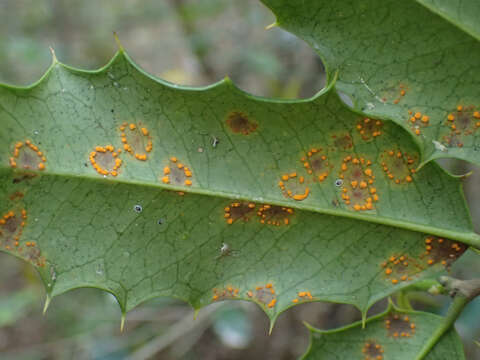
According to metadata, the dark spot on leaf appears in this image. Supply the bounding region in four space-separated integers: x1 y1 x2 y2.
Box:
226 111 258 135
385 313 416 338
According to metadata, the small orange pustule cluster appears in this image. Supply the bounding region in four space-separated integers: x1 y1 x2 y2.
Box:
247 283 277 308
9 140 47 171
339 156 378 211
407 110 430 136
392 84 407 105
257 204 294 226
381 254 414 285
385 314 416 338
278 172 310 201
423 236 466 267
362 340 384 360
442 105 480 148
0 209 27 249
291 290 313 303
212 286 240 302
0 209 45 268
356 118 383 141
300 148 330 182
224 202 256 224
89 145 123 176
161 157 193 186
119 122 153 161
380 150 416 185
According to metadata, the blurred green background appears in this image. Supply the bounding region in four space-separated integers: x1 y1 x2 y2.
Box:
0 1 479 359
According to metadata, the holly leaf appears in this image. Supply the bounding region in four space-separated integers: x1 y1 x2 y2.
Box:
0 51 477 324
302 304 465 360
261 0 480 166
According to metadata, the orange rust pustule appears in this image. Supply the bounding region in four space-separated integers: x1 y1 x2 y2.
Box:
301 148 331 182
362 340 384 360
380 150 417 185
422 236 467 268
0 209 45 267
9 140 47 171
332 134 353 150
385 314 416 338
9 192 25 201
226 111 258 135
406 110 430 136
224 202 256 225
257 204 294 226
248 284 277 308
442 106 480 148
381 254 421 285
292 290 313 303
356 118 383 141
278 172 310 201
161 157 193 187
212 286 240 302
119 122 153 160
339 156 377 211
89 145 123 177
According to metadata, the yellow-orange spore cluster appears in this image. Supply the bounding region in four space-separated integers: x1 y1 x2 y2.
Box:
89 145 123 176
392 84 407 105
0 209 44 267
226 111 258 135
291 290 313 303
9 140 47 171
362 340 384 360
381 254 417 285
423 236 467 268
332 134 353 151
380 150 417 185
301 148 330 182
407 110 430 136
257 204 294 226
385 314 416 338
224 202 256 224
442 105 480 148
356 118 383 141
212 285 240 302
247 283 277 308
278 172 310 201
339 156 378 211
119 122 153 160
161 157 193 187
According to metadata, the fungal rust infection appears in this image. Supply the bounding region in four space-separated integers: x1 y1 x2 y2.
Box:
226 111 258 135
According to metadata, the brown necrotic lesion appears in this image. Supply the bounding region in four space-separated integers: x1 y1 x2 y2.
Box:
9 140 47 171
385 313 416 338
226 111 258 135
379 149 417 185
161 157 193 187
442 105 480 148
119 122 153 160
339 156 378 211
362 340 384 360
257 204 294 226
0 208 45 267
223 202 256 224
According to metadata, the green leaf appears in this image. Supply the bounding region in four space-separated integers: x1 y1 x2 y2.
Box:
302 305 465 360
0 51 477 323
261 0 480 166
416 0 480 40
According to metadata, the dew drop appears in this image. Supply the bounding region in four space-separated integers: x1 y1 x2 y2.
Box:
335 179 343 187
133 204 143 213
33 130 39 135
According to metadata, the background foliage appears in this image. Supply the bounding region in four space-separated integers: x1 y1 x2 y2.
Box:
0 1 479 359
